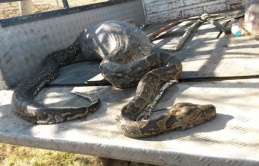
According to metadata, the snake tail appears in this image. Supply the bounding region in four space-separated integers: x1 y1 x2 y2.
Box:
11 39 100 124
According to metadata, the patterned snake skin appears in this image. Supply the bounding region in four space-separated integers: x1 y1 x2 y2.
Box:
11 20 216 137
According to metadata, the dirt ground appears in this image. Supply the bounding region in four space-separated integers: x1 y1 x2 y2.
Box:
0 0 107 19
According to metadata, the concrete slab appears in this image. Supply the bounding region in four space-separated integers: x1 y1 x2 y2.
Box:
1 78 259 165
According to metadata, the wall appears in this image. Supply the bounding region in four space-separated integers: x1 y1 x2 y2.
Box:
142 0 244 23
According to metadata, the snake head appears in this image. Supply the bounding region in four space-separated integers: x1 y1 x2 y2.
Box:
170 102 216 128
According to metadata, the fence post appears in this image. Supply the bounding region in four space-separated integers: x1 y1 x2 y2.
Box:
62 0 69 8
19 0 33 15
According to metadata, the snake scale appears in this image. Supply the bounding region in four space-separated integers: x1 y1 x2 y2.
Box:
11 20 216 138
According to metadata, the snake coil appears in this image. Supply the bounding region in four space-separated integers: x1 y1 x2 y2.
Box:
12 20 216 137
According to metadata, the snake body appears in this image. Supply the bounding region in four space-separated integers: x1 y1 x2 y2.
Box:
118 103 216 138
12 20 216 137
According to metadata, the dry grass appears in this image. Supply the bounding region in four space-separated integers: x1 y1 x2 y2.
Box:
0 143 103 166
0 143 156 166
